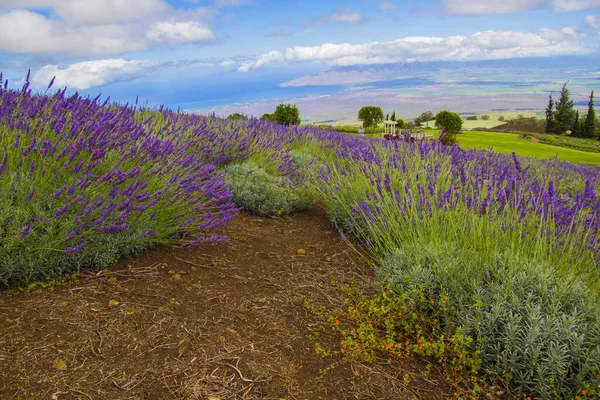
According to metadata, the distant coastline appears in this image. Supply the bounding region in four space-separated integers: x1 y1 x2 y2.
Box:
191 57 599 123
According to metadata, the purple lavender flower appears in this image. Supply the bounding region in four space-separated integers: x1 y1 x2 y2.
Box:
20 224 31 237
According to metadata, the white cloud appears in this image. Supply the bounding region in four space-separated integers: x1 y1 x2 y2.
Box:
213 0 252 7
539 26 586 39
219 60 237 67
310 8 365 26
469 31 549 48
585 14 600 27
0 0 169 24
380 1 396 10
550 0 600 11
31 59 159 90
56 0 168 25
0 10 148 56
238 50 284 72
0 7 216 57
238 27 593 71
443 0 545 14
264 29 293 38
443 0 599 14
146 20 215 44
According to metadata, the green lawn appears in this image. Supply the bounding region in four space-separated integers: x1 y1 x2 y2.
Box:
520 132 600 153
316 124 600 165
430 130 600 165
461 120 506 130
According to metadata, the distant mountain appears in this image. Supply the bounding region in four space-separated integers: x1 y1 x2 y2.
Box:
279 56 600 87
198 56 599 123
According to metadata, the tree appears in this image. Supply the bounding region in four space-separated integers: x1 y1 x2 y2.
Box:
391 111 396 121
260 113 274 121
498 115 505 121
358 106 384 128
435 111 463 133
481 115 490 120
417 111 434 128
572 111 582 137
386 113 390 121
584 91 596 139
271 103 301 125
435 110 462 146
554 83 575 135
466 116 478 120
396 118 405 129
227 112 247 120
545 94 555 133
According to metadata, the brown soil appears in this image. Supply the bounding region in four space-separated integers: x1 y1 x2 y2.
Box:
0 207 456 400
485 123 545 134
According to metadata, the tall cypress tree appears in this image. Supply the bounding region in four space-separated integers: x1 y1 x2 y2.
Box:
554 82 575 135
391 111 396 121
545 94 555 133
572 111 580 137
584 91 596 139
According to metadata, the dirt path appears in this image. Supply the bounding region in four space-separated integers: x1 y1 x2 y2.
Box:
0 208 453 399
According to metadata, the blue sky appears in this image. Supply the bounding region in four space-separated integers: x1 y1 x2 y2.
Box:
0 0 599 120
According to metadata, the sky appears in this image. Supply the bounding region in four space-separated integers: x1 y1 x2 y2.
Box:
0 0 599 121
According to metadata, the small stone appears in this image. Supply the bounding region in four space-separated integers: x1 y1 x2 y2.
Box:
227 328 238 336
173 274 182 281
167 270 176 275
296 249 306 255
325 257 332 262
107 299 119 309
53 359 67 370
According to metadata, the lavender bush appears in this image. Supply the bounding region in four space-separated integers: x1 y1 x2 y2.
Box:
381 245 600 398
308 139 600 397
0 77 237 284
224 160 316 217
0 75 334 285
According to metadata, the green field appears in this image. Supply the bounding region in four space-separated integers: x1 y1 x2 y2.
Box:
428 129 600 165
461 120 506 130
520 132 600 153
315 124 600 165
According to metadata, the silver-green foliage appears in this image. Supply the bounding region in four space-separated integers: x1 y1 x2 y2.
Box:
1 235 153 284
307 143 600 397
224 160 316 217
380 244 600 399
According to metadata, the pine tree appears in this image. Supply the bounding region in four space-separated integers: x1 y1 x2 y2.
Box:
545 94 555 133
572 111 581 137
579 117 586 138
391 111 396 121
386 113 389 121
584 91 596 139
554 82 575 135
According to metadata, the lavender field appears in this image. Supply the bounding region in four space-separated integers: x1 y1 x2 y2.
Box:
1 78 599 398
